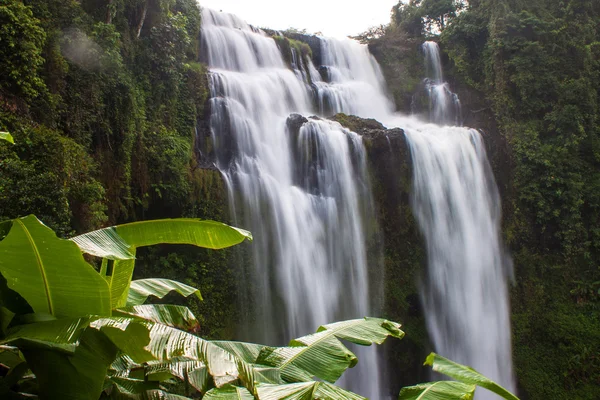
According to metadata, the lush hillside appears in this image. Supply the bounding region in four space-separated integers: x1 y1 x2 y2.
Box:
1 1 598 398
0 0 239 339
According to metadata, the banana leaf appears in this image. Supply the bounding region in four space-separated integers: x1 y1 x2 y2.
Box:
1 316 96 353
203 385 254 400
188 365 211 393
114 304 200 331
212 341 266 363
255 381 366 400
92 317 239 387
0 216 111 318
71 219 251 309
22 327 118 400
398 381 476 400
424 353 519 400
145 357 205 382
257 318 404 383
126 279 202 306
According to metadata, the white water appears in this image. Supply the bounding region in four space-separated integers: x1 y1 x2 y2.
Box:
202 9 382 398
202 9 514 399
404 42 515 398
422 41 462 125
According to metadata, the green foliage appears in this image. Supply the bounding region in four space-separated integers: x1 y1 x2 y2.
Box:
0 214 410 399
0 0 211 230
0 0 47 100
0 132 14 144
400 353 519 400
0 216 252 398
0 122 108 235
0 215 506 400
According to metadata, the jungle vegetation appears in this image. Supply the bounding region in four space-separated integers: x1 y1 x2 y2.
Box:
0 0 598 399
0 214 520 400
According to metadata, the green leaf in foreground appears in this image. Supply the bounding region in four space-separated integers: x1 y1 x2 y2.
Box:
203 385 254 400
425 353 519 400
71 219 251 309
256 381 366 400
126 279 202 306
92 317 239 387
399 381 476 400
0 132 14 144
0 216 111 318
257 317 404 383
114 304 200 331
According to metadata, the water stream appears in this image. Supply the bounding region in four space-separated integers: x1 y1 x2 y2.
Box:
201 10 514 398
201 9 382 397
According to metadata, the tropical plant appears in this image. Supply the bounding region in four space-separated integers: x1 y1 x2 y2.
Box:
0 215 407 399
0 215 520 399
400 353 519 400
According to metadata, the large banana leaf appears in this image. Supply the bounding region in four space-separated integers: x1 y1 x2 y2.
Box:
22 327 118 400
126 279 203 306
213 341 267 363
0 132 14 144
71 219 252 309
257 318 404 383
255 381 366 400
424 353 519 400
398 381 476 400
1 316 98 354
114 304 200 331
145 357 205 382
203 385 254 400
0 216 111 317
188 365 211 393
92 317 239 387
106 376 160 395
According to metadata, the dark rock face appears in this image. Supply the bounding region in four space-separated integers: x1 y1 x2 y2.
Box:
286 113 308 134
284 33 323 66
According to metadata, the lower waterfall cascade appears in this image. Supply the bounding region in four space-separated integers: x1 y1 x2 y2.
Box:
201 8 515 399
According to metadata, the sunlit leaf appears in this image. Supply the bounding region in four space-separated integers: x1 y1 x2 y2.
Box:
0 216 111 317
0 132 14 144
126 279 202 306
256 381 366 400
203 385 254 400
424 353 519 400
257 318 404 383
114 304 200 331
398 381 476 400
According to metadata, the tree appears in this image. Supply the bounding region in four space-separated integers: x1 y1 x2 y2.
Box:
0 1 47 101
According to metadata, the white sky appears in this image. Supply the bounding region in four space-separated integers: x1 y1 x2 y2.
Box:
198 0 399 38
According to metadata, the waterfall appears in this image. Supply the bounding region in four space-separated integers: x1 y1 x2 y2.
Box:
201 9 383 398
202 8 514 399
401 41 516 398
422 41 462 125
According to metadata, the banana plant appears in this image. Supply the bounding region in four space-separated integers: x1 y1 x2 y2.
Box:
0 215 251 399
399 353 520 400
0 215 407 399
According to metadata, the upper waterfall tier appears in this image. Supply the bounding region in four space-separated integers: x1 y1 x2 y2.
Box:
202 8 286 71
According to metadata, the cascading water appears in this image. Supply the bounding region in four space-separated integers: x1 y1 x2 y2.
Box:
421 41 462 125
201 9 383 398
401 41 516 398
202 8 514 399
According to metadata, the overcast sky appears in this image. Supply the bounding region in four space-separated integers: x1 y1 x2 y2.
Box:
198 0 399 38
